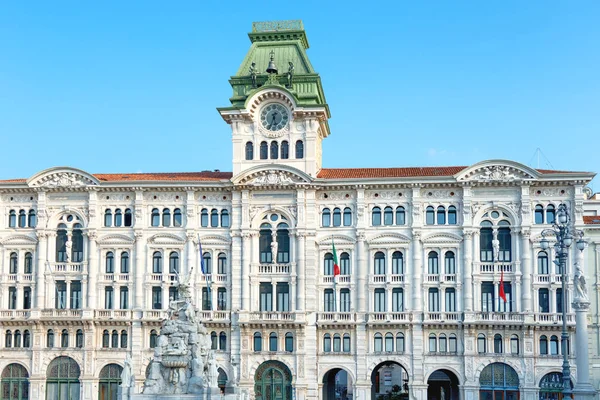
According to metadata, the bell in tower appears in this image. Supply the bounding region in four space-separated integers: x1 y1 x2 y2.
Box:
266 50 278 74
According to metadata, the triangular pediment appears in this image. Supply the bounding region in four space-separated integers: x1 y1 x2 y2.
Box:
455 160 538 183
232 165 312 186
28 167 100 189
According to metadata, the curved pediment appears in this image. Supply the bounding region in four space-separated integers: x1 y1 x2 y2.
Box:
199 235 231 246
455 160 539 183
28 167 100 189
422 232 463 244
148 233 186 245
0 234 38 245
368 232 411 245
316 234 356 246
97 234 135 246
232 165 313 186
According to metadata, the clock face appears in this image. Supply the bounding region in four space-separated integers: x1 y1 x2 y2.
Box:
260 103 289 132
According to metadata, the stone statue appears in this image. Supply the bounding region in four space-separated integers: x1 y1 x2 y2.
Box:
286 61 294 88
207 352 219 388
271 240 278 263
64 238 73 262
440 386 446 400
574 263 588 301
121 354 133 388
492 238 500 262
176 267 193 300
249 62 258 88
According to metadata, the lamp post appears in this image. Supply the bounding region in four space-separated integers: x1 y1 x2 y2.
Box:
540 203 586 398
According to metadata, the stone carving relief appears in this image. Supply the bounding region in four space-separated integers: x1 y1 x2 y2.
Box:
525 341 532 353
144 193 184 202
286 206 297 219
421 189 455 198
1 194 35 203
249 206 265 221
197 193 229 202
249 171 297 186
100 193 133 202
467 166 527 183
366 191 401 199
30 172 96 188
531 187 571 197
525 359 534 383
412 203 421 217
319 192 354 200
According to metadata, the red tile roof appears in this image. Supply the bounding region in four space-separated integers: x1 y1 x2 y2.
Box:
317 167 468 179
93 172 233 182
583 216 600 225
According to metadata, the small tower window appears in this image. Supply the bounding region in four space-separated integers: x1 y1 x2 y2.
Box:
270 141 279 159
281 141 289 159
245 141 254 160
295 140 304 159
260 142 268 160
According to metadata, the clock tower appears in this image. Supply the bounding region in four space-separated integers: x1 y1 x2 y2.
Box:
218 20 331 179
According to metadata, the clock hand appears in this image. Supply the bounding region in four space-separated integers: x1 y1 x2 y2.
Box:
271 113 277 124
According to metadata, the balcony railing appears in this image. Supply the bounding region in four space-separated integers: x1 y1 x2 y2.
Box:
49 262 85 273
317 312 356 322
258 264 290 274
469 312 524 322
197 310 230 321
248 312 296 321
0 310 29 319
533 313 575 324
367 312 411 322
533 274 564 284
94 310 132 319
41 309 83 318
6 274 33 282
478 262 513 273
370 274 405 284
424 312 462 322
143 310 167 320
322 275 351 284
100 274 130 282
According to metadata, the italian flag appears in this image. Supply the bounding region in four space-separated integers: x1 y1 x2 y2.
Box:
332 238 340 276
499 270 507 303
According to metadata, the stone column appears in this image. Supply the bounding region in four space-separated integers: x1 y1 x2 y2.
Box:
87 231 98 309
412 231 422 313
133 231 145 309
35 231 48 309
296 231 306 311
463 230 473 312
521 229 532 312
241 233 252 310
356 231 367 314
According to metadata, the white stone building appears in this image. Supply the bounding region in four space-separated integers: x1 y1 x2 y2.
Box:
0 20 598 400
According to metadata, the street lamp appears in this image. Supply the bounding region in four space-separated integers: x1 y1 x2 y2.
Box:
539 203 586 398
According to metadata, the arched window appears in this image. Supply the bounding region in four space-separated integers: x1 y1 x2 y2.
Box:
343 207 352 226
1 363 29 400
445 251 456 274
333 334 342 352
24 252 32 274
71 224 83 262
395 206 405 225
203 253 212 274
510 334 519 354
5 330 12 348
169 252 179 274
537 251 549 274
295 140 304 159
374 333 383 352
448 205 457 224
124 208 132 227
281 141 289 159
539 335 548 355
8 210 16 228
46 357 80 400
322 208 331 227
98 364 123 400
56 224 68 262
259 223 272 263
392 251 403 275
428 251 439 274
28 210 37 228
437 206 446 224
47 330 54 348
439 334 447 353
535 204 544 224
76 330 83 348
245 141 254 160
343 334 351 352
374 251 385 275
23 330 31 348
426 206 435 225
494 334 503 353
9 252 18 274
253 332 262 352
200 209 209 227
269 332 278 352
270 141 279 159
119 330 128 348
150 330 158 348
276 223 290 263
550 335 559 355
152 252 162 274
217 253 227 274
449 334 457 353
340 252 350 275
480 223 493 261
323 334 331 352
332 208 341 227
260 141 268 159
546 204 556 224
385 333 394 352
372 207 381 226
219 332 227 350
151 208 160 227
104 209 112 227
18 210 26 228
220 210 230 227
429 334 437 353
114 209 122 227
384 206 393 225
285 332 293 352
210 209 219 227
324 253 334 275
61 329 69 348
162 208 171 227
173 208 182 227
477 334 487 353
120 252 129 273
498 226 512 261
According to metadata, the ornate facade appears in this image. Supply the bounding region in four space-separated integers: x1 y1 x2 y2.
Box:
0 20 599 400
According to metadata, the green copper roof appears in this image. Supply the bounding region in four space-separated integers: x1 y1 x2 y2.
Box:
219 20 330 119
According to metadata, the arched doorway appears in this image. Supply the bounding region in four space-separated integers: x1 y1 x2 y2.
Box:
217 368 228 394
98 364 122 400
46 356 81 400
322 368 353 400
254 361 292 400
427 369 459 400
1 363 29 399
539 372 573 400
479 363 519 400
371 361 409 399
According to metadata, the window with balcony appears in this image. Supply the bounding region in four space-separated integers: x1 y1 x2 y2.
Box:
480 223 493 261
152 287 162 310
254 332 262 352
169 287 178 302
24 252 32 274
374 289 386 312
202 288 211 311
428 288 440 312
217 288 227 310
56 281 67 309
276 283 289 312
537 251 549 274
217 253 227 274
152 252 162 274
324 289 334 312
169 252 179 275
340 289 350 312
392 251 403 274
374 252 385 275
260 283 273 312
498 282 512 312
104 287 114 310
56 225 68 262
120 252 129 273
445 288 456 312
324 253 333 275
445 251 455 274
340 252 350 274
556 288 563 313
276 223 290 263
9 252 18 274
392 288 404 312
202 253 212 274
70 281 82 309
539 288 549 313
120 287 129 309
428 251 439 274
497 225 511 261
23 287 31 309
481 282 494 312
8 288 16 310
259 224 273 263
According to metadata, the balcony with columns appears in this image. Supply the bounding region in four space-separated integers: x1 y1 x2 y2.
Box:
366 312 412 325
476 262 514 274
532 274 564 284
99 273 131 282
4 273 33 283
423 311 462 323
369 274 405 284
48 262 86 274
316 312 357 324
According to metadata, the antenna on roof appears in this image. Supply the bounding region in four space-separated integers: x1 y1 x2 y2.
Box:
528 148 555 170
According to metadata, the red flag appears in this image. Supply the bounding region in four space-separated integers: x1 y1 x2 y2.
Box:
499 270 507 303
332 239 340 276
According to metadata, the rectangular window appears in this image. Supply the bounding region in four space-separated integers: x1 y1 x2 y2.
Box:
217 288 227 310
324 289 334 312
169 286 178 302
498 283 512 312
152 286 162 310
374 256 385 275
539 288 550 313
201 288 211 311
56 281 67 309
374 289 386 312
428 288 440 312
23 287 31 310
556 288 563 313
392 288 404 312
70 281 82 309
8 287 17 310
104 287 114 309
276 283 289 312
481 282 494 312
277 232 290 263
340 289 351 312
445 288 456 312
480 228 493 262
259 231 272 263
259 283 273 312
120 287 129 309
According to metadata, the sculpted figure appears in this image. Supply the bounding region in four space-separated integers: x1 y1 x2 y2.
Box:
271 240 278 263
492 238 500 262
65 238 73 262
286 61 294 88
120 354 133 387
249 62 258 88
207 352 219 388
574 263 589 301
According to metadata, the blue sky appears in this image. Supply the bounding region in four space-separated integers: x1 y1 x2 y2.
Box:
1 1 598 188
